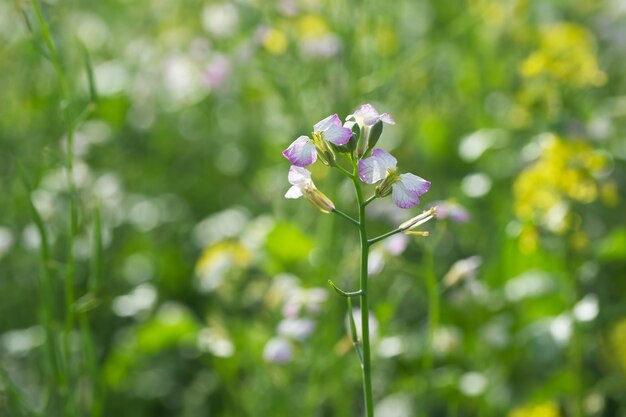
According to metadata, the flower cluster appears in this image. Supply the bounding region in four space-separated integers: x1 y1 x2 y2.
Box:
282 104 431 210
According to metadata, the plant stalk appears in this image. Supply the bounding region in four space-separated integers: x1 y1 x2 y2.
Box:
351 160 374 417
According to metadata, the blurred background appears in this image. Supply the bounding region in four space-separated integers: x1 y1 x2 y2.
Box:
1 0 625 416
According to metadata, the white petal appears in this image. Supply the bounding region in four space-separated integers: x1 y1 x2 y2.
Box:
288 165 312 186
357 148 397 184
285 185 303 199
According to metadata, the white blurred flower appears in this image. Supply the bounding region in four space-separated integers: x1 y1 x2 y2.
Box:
112 284 157 317
459 371 488 397
1 326 45 357
263 337 292 364
197 328 235 357
574 294 599 322
202 3 239 38
277 317 315 341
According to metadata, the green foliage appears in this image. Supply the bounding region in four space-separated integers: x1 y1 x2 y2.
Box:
0 0 625 416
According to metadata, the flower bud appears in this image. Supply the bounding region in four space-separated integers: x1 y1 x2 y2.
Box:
312 132 336 166
366 120 383 150
375 168 398 198
330 132 358 154
303 187 335 213
398 207 437 231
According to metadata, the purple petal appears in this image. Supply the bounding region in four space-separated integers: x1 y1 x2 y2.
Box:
391 173 430 209
282 136 317 167
357 148 397 184
313 114 352 145
288 165 312 186
378 113 395 125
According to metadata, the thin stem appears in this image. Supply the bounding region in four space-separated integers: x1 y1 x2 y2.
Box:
362 195 376 207
31 3 79 416
422 244 439 372
333 208 360 227
335 163 354 178
351 160 374 417
368 228 402 246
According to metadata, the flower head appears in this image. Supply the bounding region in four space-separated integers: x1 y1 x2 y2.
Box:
358 149 430 209
285 166 335 213
346 104 395 155
347 104 395 127
282 114 352 167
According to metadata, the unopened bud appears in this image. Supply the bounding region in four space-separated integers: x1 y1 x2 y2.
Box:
375 168 398 198
312 132 336 166
303 187 335 214
366 120 383 150
399 207 437 231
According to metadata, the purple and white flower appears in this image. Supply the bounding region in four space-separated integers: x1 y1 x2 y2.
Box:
285 165 314 199
263 337 293 363
430 200 470 223
346 104 395 127
282 136 317 167
282 114 352 167
358 148 430 209
285 166 335 213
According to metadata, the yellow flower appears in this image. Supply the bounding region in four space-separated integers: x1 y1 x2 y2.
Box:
195 241 251 291
520 23 606 87
509 401 561 417
262 28 288 55
513 134 608 239
296 15 328 39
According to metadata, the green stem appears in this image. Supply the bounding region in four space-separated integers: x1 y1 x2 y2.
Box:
423 244 439 372
362 195 376 207
368 228 402 246
351 160 374 417
31 3 79 415
333 208 360 228
335 163 354 178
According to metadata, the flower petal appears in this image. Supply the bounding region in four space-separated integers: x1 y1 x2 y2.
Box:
288 165 312 186
352 104 380 125
391 173 430 208
378 113 395 125
313 114 342 132
313 114 352 145
357 148 397 184
350 104 396 126
285 185 303 199
282 136 317 167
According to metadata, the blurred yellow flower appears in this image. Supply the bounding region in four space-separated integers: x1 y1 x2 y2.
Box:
606 319 626 375
297 15 329 39
195 241 251 292
520 23 606 87
262 28 288 55
508 401 561 417
375 26 399 56
513 134 608 244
